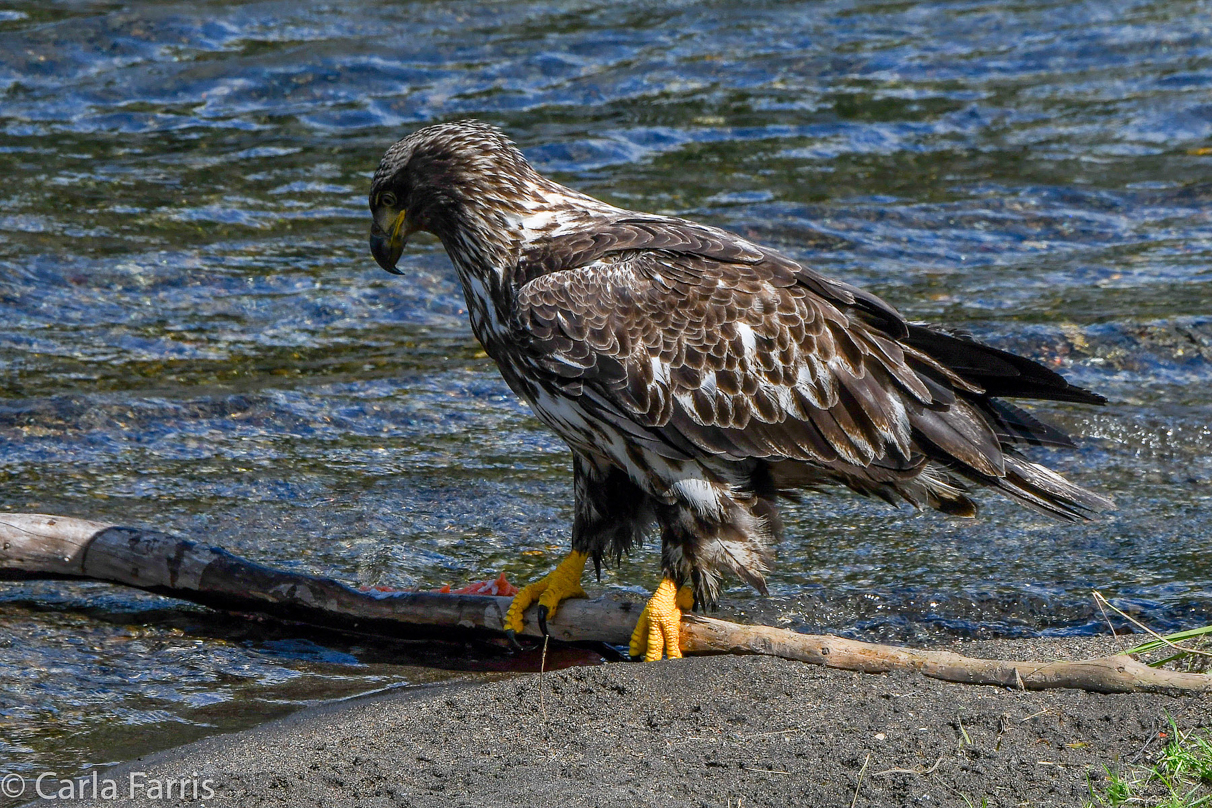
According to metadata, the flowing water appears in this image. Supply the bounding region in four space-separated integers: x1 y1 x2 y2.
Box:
1 0 1210 783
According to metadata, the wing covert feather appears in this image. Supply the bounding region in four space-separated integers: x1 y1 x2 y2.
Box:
512 248 933 469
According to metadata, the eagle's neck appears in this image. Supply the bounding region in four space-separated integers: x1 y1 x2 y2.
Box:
437 178 618 349
442 231 515 353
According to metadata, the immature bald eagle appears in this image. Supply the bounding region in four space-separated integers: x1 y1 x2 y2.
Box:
369 120 1110 661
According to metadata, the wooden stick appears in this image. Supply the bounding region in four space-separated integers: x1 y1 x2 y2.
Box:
1 513 1209 696
679 615 1211 695
0 513 641 643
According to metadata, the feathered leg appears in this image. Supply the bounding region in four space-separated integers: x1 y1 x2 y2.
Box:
630 470 780 660
503 454 653 639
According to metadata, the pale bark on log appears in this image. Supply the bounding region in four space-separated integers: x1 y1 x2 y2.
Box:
1 513 1209 696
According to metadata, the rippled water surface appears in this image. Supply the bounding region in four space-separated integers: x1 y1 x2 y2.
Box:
2 0 1211 781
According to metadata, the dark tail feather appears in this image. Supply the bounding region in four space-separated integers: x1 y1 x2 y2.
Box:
991 455 1114 521
984 399 1077 448
908 398 1111 521
905 323 1105 405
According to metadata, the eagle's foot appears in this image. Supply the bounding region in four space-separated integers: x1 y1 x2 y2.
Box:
629 578 694 662
502 550 588 639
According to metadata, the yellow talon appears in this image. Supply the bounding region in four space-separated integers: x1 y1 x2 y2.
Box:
629 578 694 661
503 550 588 635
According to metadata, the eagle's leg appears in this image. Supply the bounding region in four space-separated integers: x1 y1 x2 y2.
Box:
627 469 779 661
628 578 694 661
502 549 588 639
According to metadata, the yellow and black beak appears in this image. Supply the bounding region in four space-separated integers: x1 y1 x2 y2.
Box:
369 209 410 275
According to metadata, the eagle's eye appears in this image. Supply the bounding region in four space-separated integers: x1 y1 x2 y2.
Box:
379 191 398 209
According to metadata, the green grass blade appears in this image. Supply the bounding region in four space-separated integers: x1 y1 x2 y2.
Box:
1123 625 1212 656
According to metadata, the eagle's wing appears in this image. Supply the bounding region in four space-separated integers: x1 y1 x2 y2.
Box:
511 218 1006 480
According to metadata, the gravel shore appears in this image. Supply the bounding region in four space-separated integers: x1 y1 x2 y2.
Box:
56 637 1209 808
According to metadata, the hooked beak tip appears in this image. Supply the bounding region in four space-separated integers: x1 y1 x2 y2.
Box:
369 229 405 275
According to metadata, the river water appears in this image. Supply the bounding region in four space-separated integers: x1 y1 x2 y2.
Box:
1 0 1210 782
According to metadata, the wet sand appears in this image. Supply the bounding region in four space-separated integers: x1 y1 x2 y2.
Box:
56 636 1209 808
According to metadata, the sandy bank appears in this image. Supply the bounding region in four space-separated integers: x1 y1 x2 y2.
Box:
55 637 1209 807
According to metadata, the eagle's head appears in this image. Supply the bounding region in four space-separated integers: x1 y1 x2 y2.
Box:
368 120 539 275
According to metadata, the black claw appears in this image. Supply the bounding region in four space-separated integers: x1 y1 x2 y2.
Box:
504 629 522 651
537 604 549 636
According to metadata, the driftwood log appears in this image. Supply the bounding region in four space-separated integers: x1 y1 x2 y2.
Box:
1 513 1209 696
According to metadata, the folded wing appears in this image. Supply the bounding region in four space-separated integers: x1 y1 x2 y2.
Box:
511 218 1111 520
